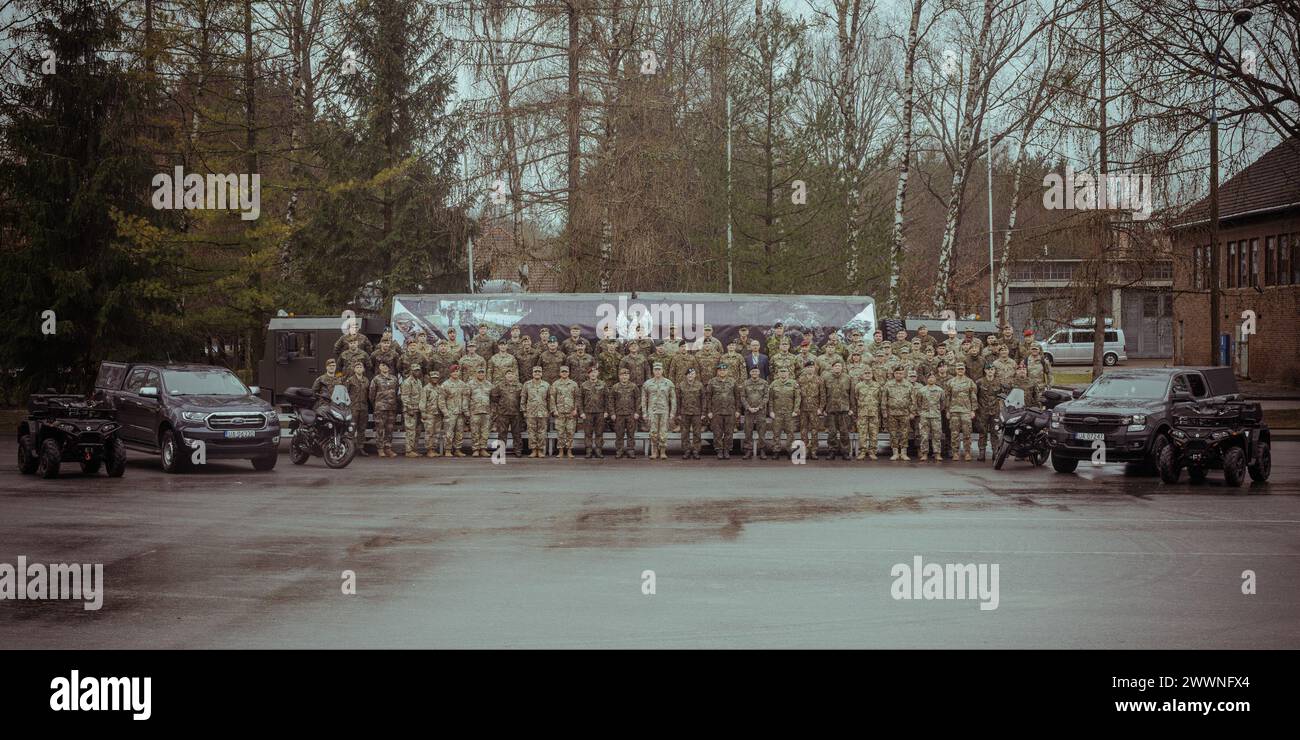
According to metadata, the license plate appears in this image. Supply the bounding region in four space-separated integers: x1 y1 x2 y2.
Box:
1074 432 1105 441
224 430 255 439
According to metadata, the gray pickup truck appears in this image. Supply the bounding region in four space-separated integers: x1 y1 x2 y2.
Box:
93 362 280 473
1046 366 1242 474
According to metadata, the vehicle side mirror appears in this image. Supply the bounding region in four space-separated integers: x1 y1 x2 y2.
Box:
1071 388 1083 399
1172 391 1192 402
249 385 261 396
139 386 159 398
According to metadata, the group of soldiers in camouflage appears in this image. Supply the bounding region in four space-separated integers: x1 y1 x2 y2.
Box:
310 319 1055 462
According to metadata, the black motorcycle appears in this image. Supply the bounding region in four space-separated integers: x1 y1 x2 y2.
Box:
282 387 357 469
993 387 1072 470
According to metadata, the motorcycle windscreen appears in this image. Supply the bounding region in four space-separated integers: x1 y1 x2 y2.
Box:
1004 388 1025 409
331 385 351 406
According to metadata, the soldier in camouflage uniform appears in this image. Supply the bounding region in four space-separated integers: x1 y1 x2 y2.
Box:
560 324 589 356
469 325 495 363
505 326 524 357
766 366 800 457
818 337 846 377
345 361 371 455
1024 343 1053 387
991 345 1017 386
620 342 651 387
765 322 787 358
770 337 797 380
706 363 739 460
596 326 621 358
521 366 551 458
796 341 817 377
883 366 916 461
915 324 938 351
722 340 745 385
661 325 682 355
700 324 724 355
693 344 720 387
964 344 985 382
962 327 983 356
401 330 435 375
370 333 402 381
609 368 640 458
846 350 868 383
515 335 538 377
547 366 580 459
999 325 1021 362
490 368 524 457
946 363 977 461
1011 364 1043 409
579 367 610 458
566 342 596 381
439 365 470 457
489 340 519 384
597 337 623 385
334 320 373 357
313 358 344 398
399 363 427 456
466 366 494 457
340 337 371 377
457 345 487 382
975 365 1007 462
668 345 698 389
797 364 825 459
676 367 706 459
739 366 770 459
419 370 444 457
822 361 854 460
368 361 400 457
650 344 672 382
640 362 676 460
915 374 946 462
852 366 884 460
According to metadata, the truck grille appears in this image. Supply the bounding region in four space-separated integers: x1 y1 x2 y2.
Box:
1063 414 1124 427
207 413 267 431
1175 415 1237 428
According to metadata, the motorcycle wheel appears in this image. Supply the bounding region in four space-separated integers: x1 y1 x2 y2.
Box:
993 439 1011 470
323 435 356 469
289 436 311 465
1030 448 1049 466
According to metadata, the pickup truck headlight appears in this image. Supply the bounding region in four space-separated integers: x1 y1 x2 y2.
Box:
1171 428 1187 439
1050 410 1061 429
1131 414 1146 425
264 411 279 423
1211 429 1230 440
182 411 210 422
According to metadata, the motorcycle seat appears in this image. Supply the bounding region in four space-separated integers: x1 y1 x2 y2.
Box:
299 408 317 426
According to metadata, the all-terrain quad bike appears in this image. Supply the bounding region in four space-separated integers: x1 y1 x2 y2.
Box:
1158 398 1271 487
17 393 127 479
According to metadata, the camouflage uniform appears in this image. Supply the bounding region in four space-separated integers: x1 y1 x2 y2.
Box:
852 372 884 460
883 376 916 460
566 349 596 381
816 349 846 377
915 382 946 460
597 344 623 384
419 375 445 456
822 371 854 458
1024 349 1053 387
991 355 1017 386
341 344 372 376
468 334 495 363
797 367 824 458
521 376 551 457
490 376 524 455
548 374 580 456
334 331 373 357
705 373 740 459
641 373 676 459
609 379 640 457
399 370 426 455
579 376 610 456
1012 375 1043 410
313 370 344 400
489 351 519 384
767 374 801 455
368 372 400 455
975 375 1008 460
401 337 435 375
722 349 746 383
668 350 698 388
345 371 370 451
370 342 402 377
560 334 590 357
946 373 978 459
676 374 706 457
457 351 487 381
739 375 770 458
770 349 798 380
466 374 494 455
619 352 651 388
439 375 470 456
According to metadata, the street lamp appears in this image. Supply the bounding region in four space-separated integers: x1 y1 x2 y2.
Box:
1207 6 1251 366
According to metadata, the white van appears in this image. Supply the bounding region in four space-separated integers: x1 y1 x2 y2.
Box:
1042 328 1127 366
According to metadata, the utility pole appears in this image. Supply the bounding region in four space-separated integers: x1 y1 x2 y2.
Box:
727 94 734 294
987 110 994 321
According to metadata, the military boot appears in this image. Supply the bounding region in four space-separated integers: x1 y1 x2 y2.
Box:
890 451 900 461
964 452 973 462
659 447 668 460
595 447 604 459
425 450 438 459
405 449 418 458
900 452 911 461
565 447 574 459
758 449 768 460
919 452 928 462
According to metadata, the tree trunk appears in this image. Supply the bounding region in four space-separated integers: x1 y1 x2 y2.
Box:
887 0 923 317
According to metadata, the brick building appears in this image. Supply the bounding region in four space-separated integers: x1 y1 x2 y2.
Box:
1169 136 1300 384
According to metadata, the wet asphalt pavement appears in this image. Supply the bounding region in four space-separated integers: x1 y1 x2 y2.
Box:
1 438 1297 649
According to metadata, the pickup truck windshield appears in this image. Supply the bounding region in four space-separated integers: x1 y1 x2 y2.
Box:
162 369 249 396
1082 376 1168 400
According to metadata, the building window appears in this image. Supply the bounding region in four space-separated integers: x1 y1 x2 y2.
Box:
1281 234 1292 286
1227 242 1236 287
1249 238 1259 288
1192 246 1202 289
1265 236 1276 286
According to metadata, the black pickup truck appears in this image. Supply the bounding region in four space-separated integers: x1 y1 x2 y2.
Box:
93 362 280 473
1046 366 1242 474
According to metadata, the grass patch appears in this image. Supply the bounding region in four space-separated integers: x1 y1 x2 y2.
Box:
1052 370 1095 386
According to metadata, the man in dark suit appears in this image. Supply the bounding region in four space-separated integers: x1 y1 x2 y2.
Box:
743 339 769 380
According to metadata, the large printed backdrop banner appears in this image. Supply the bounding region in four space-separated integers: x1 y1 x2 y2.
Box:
390 293 877 350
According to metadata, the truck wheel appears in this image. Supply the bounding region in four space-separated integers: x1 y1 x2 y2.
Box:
80 459 102 475
251 453 278 471
1248 442 1271 482
1103 352 1118 366
37 438 62 479
105 438 127 478
17 433 38 474
1156 441 1181 484
1050 452 1078 474
1222 446 1246 487
160 429 189 474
